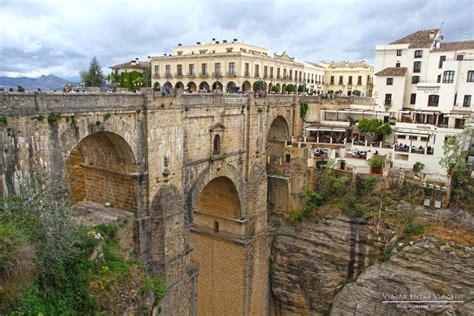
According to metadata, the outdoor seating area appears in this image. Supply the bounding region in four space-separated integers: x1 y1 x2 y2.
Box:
394 143 433 155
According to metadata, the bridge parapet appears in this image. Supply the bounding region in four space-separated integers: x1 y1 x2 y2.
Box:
0 92 145 115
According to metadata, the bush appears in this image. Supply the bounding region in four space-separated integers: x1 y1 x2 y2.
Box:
369 156 385 169
299 100 309 118
285 84 296 93
356 175 378 195
142 276 167 303
413 162 425 173
288 209 305 224
0 115 7 124
403 223 430 237
47 113 61 124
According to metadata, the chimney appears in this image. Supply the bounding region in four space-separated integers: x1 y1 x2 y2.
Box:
216 41 219 44
197 41 201 45
233 38 237 42
212 38 216 41
223 40 227 43
178 43 182 46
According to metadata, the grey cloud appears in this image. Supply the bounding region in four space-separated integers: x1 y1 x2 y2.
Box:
0 0 472 80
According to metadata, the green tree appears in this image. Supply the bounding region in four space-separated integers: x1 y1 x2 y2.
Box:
253 80 266 91
369 156 385 168
299 99 309 118
439 133 470 208
297 84 306 93
285 84 296 93
82 56 105 87
272 84 280 93
357 118 392 141
143 64 152 87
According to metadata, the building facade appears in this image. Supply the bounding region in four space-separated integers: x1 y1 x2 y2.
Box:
150 39 326 94
322 61 374 97
373 29 474 178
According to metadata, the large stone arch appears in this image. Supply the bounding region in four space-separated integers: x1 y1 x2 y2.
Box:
65 130 138 211
266 115 290 162
242 81 251 92
187 81 197 92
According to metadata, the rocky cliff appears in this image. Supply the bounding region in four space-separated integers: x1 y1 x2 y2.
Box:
331 237 474 315
271 215 383 315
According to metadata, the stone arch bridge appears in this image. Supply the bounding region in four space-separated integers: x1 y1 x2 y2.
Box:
0 91 311 315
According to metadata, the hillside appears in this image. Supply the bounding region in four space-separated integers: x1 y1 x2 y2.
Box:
0 75 73 91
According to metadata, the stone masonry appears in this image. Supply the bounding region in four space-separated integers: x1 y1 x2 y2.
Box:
0 91 311 315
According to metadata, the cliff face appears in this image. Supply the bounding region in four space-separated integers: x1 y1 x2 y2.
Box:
271 215 382 315
331 238 474 315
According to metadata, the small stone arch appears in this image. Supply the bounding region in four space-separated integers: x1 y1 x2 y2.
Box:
226 81 237 93
242 81 251 92
266 115 290 162
187 81 197 92
282 84 287 93
268 83 273 93
212 81 223 91
163 81 173 91
199 81 210 92
175 81 184 90
212 134 221 155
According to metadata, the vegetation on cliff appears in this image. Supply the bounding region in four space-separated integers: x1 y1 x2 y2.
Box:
0 173 165 314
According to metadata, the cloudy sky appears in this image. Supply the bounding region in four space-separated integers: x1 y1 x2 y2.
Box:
0 0 473 81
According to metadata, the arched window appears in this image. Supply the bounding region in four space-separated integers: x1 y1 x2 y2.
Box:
213 135 221 155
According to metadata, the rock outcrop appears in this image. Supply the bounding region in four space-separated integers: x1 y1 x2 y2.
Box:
331 238 474 315
271 215 382 315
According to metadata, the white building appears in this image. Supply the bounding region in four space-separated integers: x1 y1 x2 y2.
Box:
373 29 474 179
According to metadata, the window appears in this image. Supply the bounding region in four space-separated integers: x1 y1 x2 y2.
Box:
339 76 343 84
214 63 221 76
467 70 474 82
201 63 207 76
437 74 441 83
386 78 393 85
255 65 259 77
454 94 457 106
283 69 287 78
213 135 221 155
226 48 232 53
245 63 250 76
154 65 159 75
414 50 423 58
439 55 446 68
264 66 268 78
357 76 362 85
289 69 293 80
410 93 416 104
177 64 182 76
464 95 471 107
413 61 421 73
270 67 274 78
228 62 235 75
396 62 401 68
442 70 455 83
427 95 439 107
412 76 420 84
189 64 195 76
385 93 392 106
330 76 334 84
285 154 291 163
456 54 464 61
348 76 353 85
277 68 280 79
396 49 402 56
213 221 219 233
165 65 171 76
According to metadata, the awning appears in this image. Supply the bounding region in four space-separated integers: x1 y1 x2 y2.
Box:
395 131 431 137
306 127 347 132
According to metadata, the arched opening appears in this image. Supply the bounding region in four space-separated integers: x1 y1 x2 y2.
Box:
212 135 221 155
253 80 266 92
175 81 184 90
242 81 251 92
195 176 240 219
187 81 197 92
163 81 172 94
66 131 137 211
266 116 290 163
212 81 223 91
268 83 273 93
226 81 237 93
199 81 210 92
282 84 287 94
190 175 244 315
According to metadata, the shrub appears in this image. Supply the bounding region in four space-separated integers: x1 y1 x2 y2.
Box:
356 175 378 195
288 209 305 224
413 162 425 173
285 84 296 93
142 276 167 303
0 115 7 124
272 84 280 93
299 100 309 118
47 113 61 124
369 156 385 169
403 223 430 237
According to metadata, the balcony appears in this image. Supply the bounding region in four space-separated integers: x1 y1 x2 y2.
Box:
254 73 260 78
244 72 250 77
200 72 209 77
227 71 237 77
213 71 222 78
175 72 183 79
153 74 160 79
165 73 173 79
263 74 268 79
269 75 274 79
187 72 196 78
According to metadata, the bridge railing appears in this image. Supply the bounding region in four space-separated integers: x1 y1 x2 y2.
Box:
0 92 145 115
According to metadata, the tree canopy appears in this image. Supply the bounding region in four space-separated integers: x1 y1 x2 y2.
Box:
81 57 105 87
357 119 392 141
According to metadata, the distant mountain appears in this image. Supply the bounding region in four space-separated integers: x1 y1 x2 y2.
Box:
0 74 75 91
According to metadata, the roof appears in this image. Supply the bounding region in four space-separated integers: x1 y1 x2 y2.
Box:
375 67 407 76
110 60 150 70
433 41 474 52
390 29 439 48
304 61 325 69
325 61 372 69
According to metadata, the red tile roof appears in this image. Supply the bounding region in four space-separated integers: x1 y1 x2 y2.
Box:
390 29 439 48
375 67 407 76
433 41 474 52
